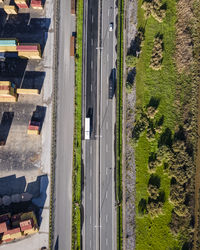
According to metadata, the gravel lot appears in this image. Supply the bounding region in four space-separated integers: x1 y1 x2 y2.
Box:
0 0 54 248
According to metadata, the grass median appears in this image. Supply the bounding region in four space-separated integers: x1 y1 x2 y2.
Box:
71 0 83 249
116 0 124 249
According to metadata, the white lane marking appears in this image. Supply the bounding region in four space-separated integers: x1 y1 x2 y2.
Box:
106 191 108 199
106 168 108 175
106 144 108 153
90 192 92 200
90 168 92 177
91 60 93 69
91 38 93 46
92 15 94 23
91 84 93 92
107 54 109 62
90 240 92 248
106 121 108 130
90 146 92 154
90 216 92 224
108 9 109 16
106 238 108 246
106 215 108 223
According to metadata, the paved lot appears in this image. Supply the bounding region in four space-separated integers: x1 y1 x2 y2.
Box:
53 0 75 249
0 0 55 248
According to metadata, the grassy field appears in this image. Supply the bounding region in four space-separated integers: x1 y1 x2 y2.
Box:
71 0 83 249
134 0 184 249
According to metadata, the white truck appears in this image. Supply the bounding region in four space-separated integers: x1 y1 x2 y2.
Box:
85 117 90 140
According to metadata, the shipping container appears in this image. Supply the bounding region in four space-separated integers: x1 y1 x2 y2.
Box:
31 0 43 9
0 46 17 52
4 5 18 14
18 51 41 59
16 88 39 95
0 39 17 46
17 45 39 51
71 0 75 15
0 96 17 102
70 36 75 56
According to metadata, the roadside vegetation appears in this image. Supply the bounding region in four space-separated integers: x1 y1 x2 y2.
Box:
71 0 83 249
125 0 200 249
116 0 124 249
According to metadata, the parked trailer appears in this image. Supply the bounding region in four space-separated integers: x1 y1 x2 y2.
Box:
85 118 90 140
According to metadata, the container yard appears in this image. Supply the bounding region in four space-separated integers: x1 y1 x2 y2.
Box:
0 0 54 248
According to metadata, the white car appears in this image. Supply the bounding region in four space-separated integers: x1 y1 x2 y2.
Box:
109 23 113 31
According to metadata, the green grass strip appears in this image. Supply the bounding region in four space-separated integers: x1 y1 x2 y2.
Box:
71 0 83 249
116 0 124 249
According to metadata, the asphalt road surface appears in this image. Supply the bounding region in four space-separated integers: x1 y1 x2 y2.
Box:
82 0 117 249
53 0 75 249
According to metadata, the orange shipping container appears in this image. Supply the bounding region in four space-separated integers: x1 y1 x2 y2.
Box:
71 0 75 15
4 5 18 14
70 36 75 57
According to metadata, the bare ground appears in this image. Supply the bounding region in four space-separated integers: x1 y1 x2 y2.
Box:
123 0 137 249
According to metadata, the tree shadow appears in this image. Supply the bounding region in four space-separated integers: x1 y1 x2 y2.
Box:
148 174 160 188
158 128 172 148
147 96 160 109
0 112 14 145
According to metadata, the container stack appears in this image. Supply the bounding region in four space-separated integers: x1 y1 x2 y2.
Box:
30 0 43 10
0 39 17 52
17 44 41 59
14 0 28 9
3 5 18 14
27 121 40 135
0 81 17 102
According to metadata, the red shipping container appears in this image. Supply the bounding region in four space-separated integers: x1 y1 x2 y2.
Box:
17 45 38 51
16 3 28 8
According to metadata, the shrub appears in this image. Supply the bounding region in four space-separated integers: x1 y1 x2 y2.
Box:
150 35 164 70
142 0 166 22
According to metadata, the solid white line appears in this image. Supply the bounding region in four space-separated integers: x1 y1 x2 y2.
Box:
92 15 94 23
106 192 108 199
91 60 93 69
106 215 108 223
90 216 92 224
107 54 109 61
106 144 108 153
90 192 92 200
90 240 92 248
108 9 109 16
106 168 108 175
106 238 108 246
91 84 93 92
91 38 93 46
106 121 108 130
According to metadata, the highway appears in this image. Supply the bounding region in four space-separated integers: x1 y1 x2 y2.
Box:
82 0 117 249
53 0 75 249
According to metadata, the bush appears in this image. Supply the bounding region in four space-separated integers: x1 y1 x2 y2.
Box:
142 0 166 22
150 35 164 70
126 55 137 68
